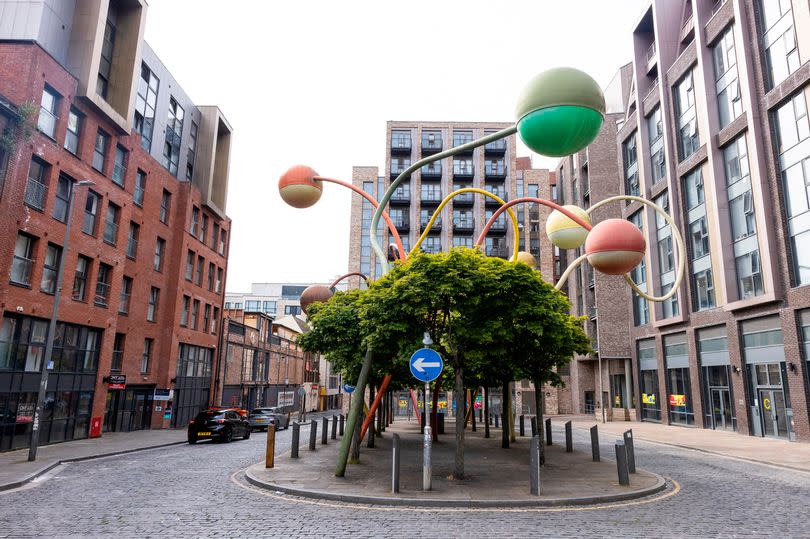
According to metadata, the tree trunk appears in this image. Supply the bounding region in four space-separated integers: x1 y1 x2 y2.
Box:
483 386 490 438
533 377 545 465
509 382 516 443
501 379 510 449
453 365 465 480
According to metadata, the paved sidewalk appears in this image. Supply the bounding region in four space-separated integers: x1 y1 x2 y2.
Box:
246 419 664 507
556 415 810 472
0 428 187 491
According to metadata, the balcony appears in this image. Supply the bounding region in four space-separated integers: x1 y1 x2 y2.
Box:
489 218 507 233
422 241 442 254
452 132 474 155
420 189 443 204
421 163 442 179
390 161 411 178
453 218 475 232
390 187 411 205
391 133 411 154
484 138 506 155
420 216 442 231
422 132 442 154
453 190 474 205
453 162 474 178
393 216 410 231
484 162 507 179
485 186 507 205
486 246 509 258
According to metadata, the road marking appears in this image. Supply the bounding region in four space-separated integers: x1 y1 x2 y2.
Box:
230 469 681 513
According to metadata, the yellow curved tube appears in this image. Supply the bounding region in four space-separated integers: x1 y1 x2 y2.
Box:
408 188 520 261
586 195 686 303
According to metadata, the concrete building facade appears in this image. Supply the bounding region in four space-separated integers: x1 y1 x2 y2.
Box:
0 0 233 451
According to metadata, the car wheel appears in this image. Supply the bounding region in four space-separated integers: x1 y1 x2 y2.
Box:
188 436 197 444
243 428 251 440
223 427 233 443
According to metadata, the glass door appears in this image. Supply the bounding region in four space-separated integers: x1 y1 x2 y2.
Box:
759 389 787 438
710 388 733 430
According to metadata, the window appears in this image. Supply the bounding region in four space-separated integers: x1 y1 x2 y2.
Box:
185 250 194 281
94 263 112 307
212 223 220 250
103 203 119 245
160 189 171 224
191 299 200 330
623 133 640 197
147 287 159 322
11 233 36 286
201 214 208 242
53 174 72 223
423 236 442 254
674 71 699 160
207 262 215 290
64 108 81 154
135 63 159 152
97 17 115 98
134 170 146 207
141 338 153 373
453 236 473 248
195 255 204 286
689 217 709 259
119 276 132 314
737 251 764 299
203 304 211 333
647 107 666 183
729 192 756 240
683 168 704 210
391 130 411 149
25 157 48 210
37 86 58 138
219 229 227 255
180 296 190 326
92 130 109 173
154 237 165 272
112 145 127 186
82 191 100 236
72 255 91 301
215 267 223 293
163 97 184 175
285 305 302 315
658 235 674 272
693 268 715 311
452 158 473 176
191 207 200 237
111 333 125 372
187 121 198 181
212 307 219 334
758 0 800 89
452 130 473 147
662 283 679 318
263 301 276 314
713 27 743 128
40 243 61 294
245 300 261 311
126 222 139 259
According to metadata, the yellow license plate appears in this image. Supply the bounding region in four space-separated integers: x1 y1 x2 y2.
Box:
198 431 211 436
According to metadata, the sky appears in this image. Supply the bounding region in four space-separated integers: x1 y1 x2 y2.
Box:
143 0 650 293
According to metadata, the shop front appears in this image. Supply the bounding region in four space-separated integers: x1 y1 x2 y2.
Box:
664 333 694 426
638 338 661 422
103 384 155 432
171 344 213 428
697 325 736 431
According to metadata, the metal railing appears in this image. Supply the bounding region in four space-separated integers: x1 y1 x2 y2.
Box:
24 179 47 210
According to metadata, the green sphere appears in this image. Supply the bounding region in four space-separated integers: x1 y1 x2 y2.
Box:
515 67 606 157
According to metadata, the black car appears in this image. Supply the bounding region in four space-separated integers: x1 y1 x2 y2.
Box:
188 409 251 444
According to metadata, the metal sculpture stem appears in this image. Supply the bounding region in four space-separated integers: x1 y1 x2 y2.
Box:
336 347 374 477
370 126 518 274
329 272 369 289
411 188 520 261
316 176 405 262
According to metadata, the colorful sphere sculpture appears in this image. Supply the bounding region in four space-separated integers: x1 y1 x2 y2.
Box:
515 67 606 157
546 205 591 249
299 284 334 315
515 250 537 269
584 219 646 275
279 165 323 208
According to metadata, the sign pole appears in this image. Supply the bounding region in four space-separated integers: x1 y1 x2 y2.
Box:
423 380 432 491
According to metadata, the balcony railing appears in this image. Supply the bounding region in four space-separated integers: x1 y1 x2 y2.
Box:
422 134 442 153
94 282 110 307
390 187 411 204
420 216 442 230
10 256 33 286
420 190 443 204
393 217 410 230
484 138 506 154
127 237 138 258
103 221 118 245
484 163 507 178
453 163 474 177
489 217 507 232
422 241 442 254
486 246 508 258
24 178 47 210
421 163 442 179
452 133 474 147
390 162 411 176
453 190 474 205
485 187 507 204
391 135 411 154
453 218 475 231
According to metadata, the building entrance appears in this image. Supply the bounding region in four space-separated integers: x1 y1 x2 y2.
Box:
758 388 788 439
104 386 154 432
710 388 733 431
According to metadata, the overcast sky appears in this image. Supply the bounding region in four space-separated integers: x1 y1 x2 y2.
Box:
143 0 649 293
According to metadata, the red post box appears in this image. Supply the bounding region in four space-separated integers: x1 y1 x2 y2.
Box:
89 416 102 438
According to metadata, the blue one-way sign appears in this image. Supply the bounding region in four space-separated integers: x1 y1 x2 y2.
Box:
409 348 444 383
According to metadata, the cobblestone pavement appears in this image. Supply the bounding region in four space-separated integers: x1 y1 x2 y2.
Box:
0 417 808 538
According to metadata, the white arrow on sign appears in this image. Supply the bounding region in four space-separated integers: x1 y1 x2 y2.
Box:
413 357 441 372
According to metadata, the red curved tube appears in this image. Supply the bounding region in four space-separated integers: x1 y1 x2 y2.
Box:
475 197 593 247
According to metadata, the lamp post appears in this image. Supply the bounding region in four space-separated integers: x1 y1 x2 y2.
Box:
29 179 94 461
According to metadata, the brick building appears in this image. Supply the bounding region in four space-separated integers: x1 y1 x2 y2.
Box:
611 0 810 442
0 0 233 451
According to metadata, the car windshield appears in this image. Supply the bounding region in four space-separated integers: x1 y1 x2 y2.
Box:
195 411 225 421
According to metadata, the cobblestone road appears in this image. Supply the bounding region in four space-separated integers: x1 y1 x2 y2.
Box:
0 417 808 538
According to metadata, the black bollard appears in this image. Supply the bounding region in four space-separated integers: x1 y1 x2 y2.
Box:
391 433 401 493
531 416 538 437
520 415 525 436
623 429 636 473
321 417 328 445
437 412 445 434
615 440 630 485
290 422 300 459
487 413 492 426
545 418 552 446
339 414 345 436
565 421 573 453
367 414 375 448
529 435 541 495
331 415 337 439
495 413 500 428
421 411 426 434
590 425 600 462
309 420 317 451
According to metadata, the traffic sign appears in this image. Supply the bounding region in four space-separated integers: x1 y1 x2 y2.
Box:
343 384 355 394
409 348 444 383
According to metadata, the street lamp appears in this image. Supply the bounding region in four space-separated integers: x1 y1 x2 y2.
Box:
29 179 94 461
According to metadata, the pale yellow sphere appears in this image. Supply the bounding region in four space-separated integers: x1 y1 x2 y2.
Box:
515 251 537 269
546 205 591 249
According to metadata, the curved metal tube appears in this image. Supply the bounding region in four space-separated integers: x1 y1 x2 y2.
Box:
315 176 405 262
329 272 370 289
370 126 518 274
410 188 520 260
586 195 685 303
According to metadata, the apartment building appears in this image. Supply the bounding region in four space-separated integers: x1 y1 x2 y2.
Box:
0 0 233 450
617 0 810 441
225 281 347 319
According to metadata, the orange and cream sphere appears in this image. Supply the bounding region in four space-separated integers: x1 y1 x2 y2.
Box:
584 219 646 275
299 284 334 315
515 251 537 269
279 165 323 208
